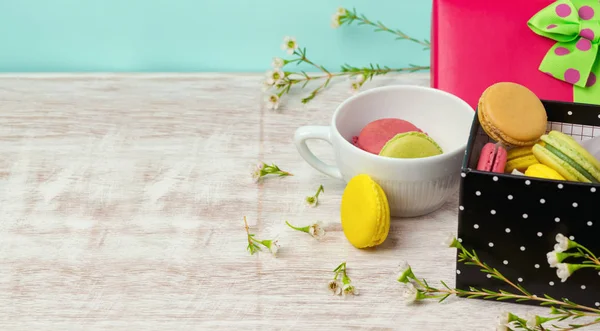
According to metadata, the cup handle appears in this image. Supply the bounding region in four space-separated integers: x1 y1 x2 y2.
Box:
294 126 343 179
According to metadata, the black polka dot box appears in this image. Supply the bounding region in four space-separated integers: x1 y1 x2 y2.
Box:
457 100 600 308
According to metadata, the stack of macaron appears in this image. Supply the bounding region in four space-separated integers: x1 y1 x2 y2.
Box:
353 118 443 159
475 82 600 183
340 174 390 248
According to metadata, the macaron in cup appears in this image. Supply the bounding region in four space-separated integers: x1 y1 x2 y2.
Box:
294 85 475 217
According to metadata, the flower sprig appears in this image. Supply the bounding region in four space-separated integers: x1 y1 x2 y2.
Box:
251 161 293 183
244 216 280 257
546 234 600 283
305 184 324 207
285 221 325 240
263 7 430 106
396 234 600 330
334 7 431 50
328 262 358 296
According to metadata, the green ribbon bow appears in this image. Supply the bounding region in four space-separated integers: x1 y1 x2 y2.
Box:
528 0 600 104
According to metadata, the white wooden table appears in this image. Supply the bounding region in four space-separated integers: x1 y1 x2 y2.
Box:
0 73 548 330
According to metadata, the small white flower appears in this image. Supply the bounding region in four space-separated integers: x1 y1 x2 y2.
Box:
525 314 538 329
399 282 419 303
308 222 325 239
397 261 410 275
556 263 571 282
546 251 560 268
496 311 510 330
271 57 284 69
354 74 365 83
252 163 264 182
281 36 298 55
265 94 280 111
443 233 459 248
553 244 562 252
337 7 347 16
350 81 361 94
331 13 341 29
555 233 570 252
396 261 416 283
342 283 358 296
328 279 342 295
265 68 284 85
269 240 280 256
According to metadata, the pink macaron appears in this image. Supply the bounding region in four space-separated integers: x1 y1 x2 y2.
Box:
477 143 507 173
353 118 422 155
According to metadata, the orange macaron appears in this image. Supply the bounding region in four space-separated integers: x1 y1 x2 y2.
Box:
478 82 547 147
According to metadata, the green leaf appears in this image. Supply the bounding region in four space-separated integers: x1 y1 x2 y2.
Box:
440 280 451 290
438 294 450 303
517 285 532 296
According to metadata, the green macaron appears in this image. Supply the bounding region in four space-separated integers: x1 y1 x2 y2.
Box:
378 132 443 159
532 130 600 183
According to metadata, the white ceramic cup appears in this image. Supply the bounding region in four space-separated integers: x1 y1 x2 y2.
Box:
294 85 475 217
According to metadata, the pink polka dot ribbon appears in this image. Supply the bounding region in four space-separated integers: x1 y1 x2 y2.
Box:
528 0 600 88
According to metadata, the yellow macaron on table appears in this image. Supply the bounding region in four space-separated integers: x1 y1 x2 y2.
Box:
340 174 390 248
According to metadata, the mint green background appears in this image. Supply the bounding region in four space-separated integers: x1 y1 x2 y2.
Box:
0 0 431 72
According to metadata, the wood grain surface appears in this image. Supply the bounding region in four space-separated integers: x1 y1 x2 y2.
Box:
0 73 558 330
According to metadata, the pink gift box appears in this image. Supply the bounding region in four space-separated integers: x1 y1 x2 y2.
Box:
431 0 574 110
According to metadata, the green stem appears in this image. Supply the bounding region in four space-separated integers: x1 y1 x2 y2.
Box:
263 163 293 177
560 319 600 331
295 49 331 74
576 244 600 265
412 278 428 290
314 185 324 198
449 243 600 315
342 9 430 48
333 262 346 273
457 244 529 297
342 272 351 285
424 287 600 314
285 221 310 233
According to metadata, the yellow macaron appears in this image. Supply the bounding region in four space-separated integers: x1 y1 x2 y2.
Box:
340 174 390 248
505 146 539 173
525 164 565 181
